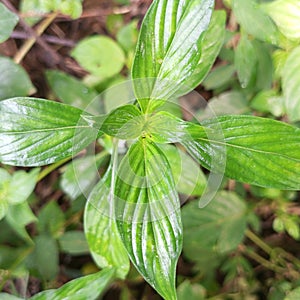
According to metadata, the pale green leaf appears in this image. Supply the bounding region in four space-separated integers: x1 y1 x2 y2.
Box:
20 0 52 25
30 268 115 300
71 36 125 80
0 98 99 166
282 46 300 122
232 0 280 44
0 293 23 300
182 191 247 260
116 20 139 53
58 231 90 255
0 3 19 43
183 115 300 190
132 0 219 111
234 34 257 88
262 0 300 41
285 287 300 300
84 165 130 279
177 281 206 300
115 138 182 300
51 0 82 19
0 57 35 100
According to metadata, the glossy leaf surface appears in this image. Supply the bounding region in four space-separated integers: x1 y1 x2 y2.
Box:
132 0 216 110
0 98 98 166
0 3 19 43
183 115 300 190
30 268 115 300
115 138 182 300
84 166 130 279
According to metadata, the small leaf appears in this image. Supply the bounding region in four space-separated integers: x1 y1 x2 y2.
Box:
0 57 35 100
285 287 300 300
234 34 257 88
30 268 115 300
84 165 130 279
182 191 247 260
58 231 90 255
183 115 300 190
71 36 125 80
282 46 300 122
116 20 139 53
232 0 280 44
51 0 82 19
132 0 217 111
0 98 99 166
0 3 19 43
115 138 182 300
177 281 206 300
262 0 300 41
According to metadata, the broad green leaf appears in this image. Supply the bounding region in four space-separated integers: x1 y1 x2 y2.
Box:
115 138 182 300
6 202 37 243
60 152 109 200
71 36 125 80
46 70 99 110
234 35 257 88
84 165 130 279
58 231 90 255
0 3 19 43
282 46 300 122
37 201 65 238
177 281 206 300
182 191 247 261
132 0 217 111
116 20 139 53
183 115 300 190
0 57 35 100
285 287 300 300
30 268 115 300
232 0 280 44
0 98 99 166
160 144 206 196
262 0 300 41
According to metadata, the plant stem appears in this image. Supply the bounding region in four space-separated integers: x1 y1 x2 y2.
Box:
245 229 273 255
14 12 58 64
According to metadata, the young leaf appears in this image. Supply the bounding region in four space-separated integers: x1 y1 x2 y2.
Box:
132 0 217 110
0 98 99 166
29 268 115 300
183 115 300 190
0 57 35 100
84 165 130 279
232 0 280 44
115 138 182 300
282 46 300 122
182 191 247 259
0 3 19 43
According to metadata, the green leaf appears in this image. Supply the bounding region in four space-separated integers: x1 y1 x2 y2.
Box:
183 115 300 190
132 0 218 111
285 287 300 300
0 98 98 166
232 0 280 44
51 0 82 19
115 138 182 300
30 268 115 300
58 231 90 255
116 20 139 53
71 36 125 80
46 70 99 110
160 144 206 196
6 202 37 243
0 293 23 300
177 281 206 300
234 34 257 88
282 46 300 122
60 153 109 200
262 0 300 41
84 165 130 279
0 3 19 43
0 168 10 220
182 191 247 260
0 57 35 100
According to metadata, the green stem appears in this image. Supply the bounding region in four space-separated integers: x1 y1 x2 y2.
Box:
245 229 273 255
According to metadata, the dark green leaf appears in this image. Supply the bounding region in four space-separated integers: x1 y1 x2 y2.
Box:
0 3 19 43
232 0 280 44
30 268 115 300
182 191 247 261
0 57 35 100
183 115 300 190
84 165 130 279
282 46 300 122
0 98 98 166
132 0 217 111
58 231 90 255
115 138 182 300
